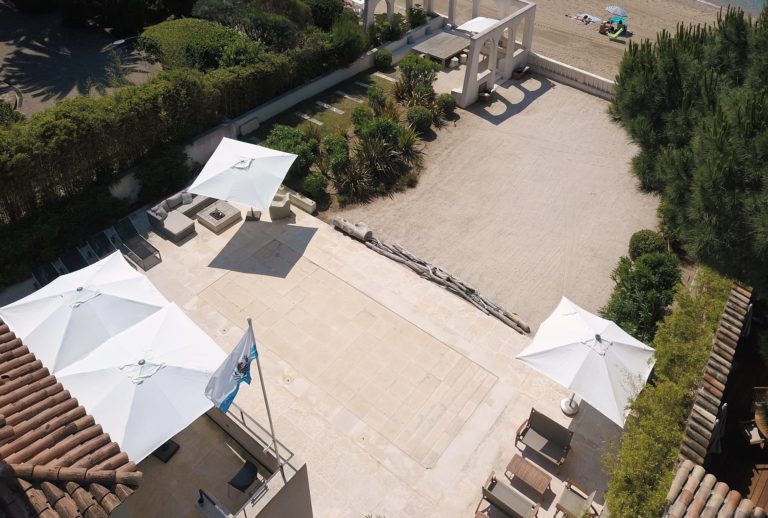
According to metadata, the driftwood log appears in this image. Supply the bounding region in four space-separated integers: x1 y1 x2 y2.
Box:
333 217 530 335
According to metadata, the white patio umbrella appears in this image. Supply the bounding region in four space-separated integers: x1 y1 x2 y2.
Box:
55 303 227 462
187 137 298 212
516 296 655 427
605 5 628 17
0 252 166 373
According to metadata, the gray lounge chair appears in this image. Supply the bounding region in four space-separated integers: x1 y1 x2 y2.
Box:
113 218 162 271
480 471 539 518
555 481 597 517
59 248 88 272
87 232 117 260
515 408 574 467
32 263 60 289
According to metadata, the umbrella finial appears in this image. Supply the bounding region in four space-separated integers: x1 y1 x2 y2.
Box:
595 333 602 342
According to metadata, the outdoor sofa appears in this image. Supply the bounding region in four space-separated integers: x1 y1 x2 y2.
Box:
479 471 539 518
515 408 574 468
147 192 214 242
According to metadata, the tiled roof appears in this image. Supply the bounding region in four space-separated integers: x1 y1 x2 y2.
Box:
679 283 752 465
0 319 142 518
665 460 765 517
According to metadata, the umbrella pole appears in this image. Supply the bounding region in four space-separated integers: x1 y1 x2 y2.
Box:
250 320 285 481
561 392 579 416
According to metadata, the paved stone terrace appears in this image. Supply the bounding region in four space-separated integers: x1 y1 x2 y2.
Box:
139 206 619 517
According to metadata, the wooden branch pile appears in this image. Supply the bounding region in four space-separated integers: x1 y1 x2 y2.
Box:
333 217 530 334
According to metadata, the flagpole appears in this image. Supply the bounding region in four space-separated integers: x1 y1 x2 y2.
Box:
248 318 284 480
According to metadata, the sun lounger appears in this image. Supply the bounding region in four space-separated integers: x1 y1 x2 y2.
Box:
87 232 117 260
59 248 88 272
112 218 162 271
515 408 574 467
32 262 60 289
480 471 539 518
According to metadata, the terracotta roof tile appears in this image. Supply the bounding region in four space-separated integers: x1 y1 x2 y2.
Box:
679 283 753 465
0 319 141 518
665 460 766 517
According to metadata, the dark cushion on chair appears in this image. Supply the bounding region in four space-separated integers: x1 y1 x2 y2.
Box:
152 439 180 463
229 460 259 492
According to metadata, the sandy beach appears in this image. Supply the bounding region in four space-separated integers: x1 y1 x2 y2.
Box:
430 0 722 78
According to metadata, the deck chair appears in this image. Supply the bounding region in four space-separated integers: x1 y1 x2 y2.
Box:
555 481 597 517
87 232 117 260
59 248 88 272
228 460 261 493
32 262 60 289
112 218 162 271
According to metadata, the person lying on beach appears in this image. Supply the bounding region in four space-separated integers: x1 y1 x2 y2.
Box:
565 14 594 25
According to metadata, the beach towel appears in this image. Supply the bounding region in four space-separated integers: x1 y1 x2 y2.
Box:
578 13 603 23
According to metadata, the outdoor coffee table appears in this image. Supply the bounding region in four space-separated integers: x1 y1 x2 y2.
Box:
196 200 242 234
505 454 552 499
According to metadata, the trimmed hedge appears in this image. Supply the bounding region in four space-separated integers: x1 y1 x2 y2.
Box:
629 229 666 260
407 105 432 134
604 267 732 517
374 48 393 69
139 19 245 71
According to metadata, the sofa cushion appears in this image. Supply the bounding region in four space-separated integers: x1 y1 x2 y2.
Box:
147 210 163 225
181 192 194 204
520 428 566 465
162 211 194 238
167 193 183 210
159 201 170 213
155 206 168 220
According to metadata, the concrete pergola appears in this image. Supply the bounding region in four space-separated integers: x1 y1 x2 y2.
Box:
362 0 434 29
452 1 536 107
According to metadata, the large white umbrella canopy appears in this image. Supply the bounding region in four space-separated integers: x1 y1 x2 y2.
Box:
0 252 166 373
605 5 628 17
187 137 298 212
55 303 227 462
516 296 655 427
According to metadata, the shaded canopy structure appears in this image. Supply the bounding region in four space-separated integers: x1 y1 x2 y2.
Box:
516 296 655 427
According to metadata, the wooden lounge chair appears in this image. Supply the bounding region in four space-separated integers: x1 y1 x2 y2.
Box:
515 408 574 467
479 471 539 518
555 481 597 517
112 218 162 271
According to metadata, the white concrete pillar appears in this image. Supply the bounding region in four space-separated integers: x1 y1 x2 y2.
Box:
406 0 413 13
459 40 482 107
387 0 394 22
448 0 456 26
472 0 480 19
522 11 534 50
363 0 377 30
425 0 433 14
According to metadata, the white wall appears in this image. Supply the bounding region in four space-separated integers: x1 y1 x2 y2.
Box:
527 51 615 100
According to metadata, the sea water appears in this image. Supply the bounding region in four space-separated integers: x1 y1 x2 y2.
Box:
700 0 764 16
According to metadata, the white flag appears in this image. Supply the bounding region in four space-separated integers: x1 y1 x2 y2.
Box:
205 326 258 412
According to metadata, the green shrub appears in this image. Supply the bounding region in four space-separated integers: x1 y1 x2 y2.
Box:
351 105 375 132
605 268 731 517
264 125 317 182
289 28 335 83
301 171 329 200
244 12 300 51
406 4 428 28
436 93 456 118
366 85 387 114
219 39 269 67
407 105 432 133
629 229 666 260
206 56 292 117
139 19 242 71
330 19 368 66
600 252 681 343
136 144 196 201
373 13 407 44
0 102 23 127
395 54 439 102
305 0 345 31
374 49 393 69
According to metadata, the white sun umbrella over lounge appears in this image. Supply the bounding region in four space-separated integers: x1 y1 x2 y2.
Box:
516 296 655 427
55 303 227 462
187 137 298 213
0 252 167 373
